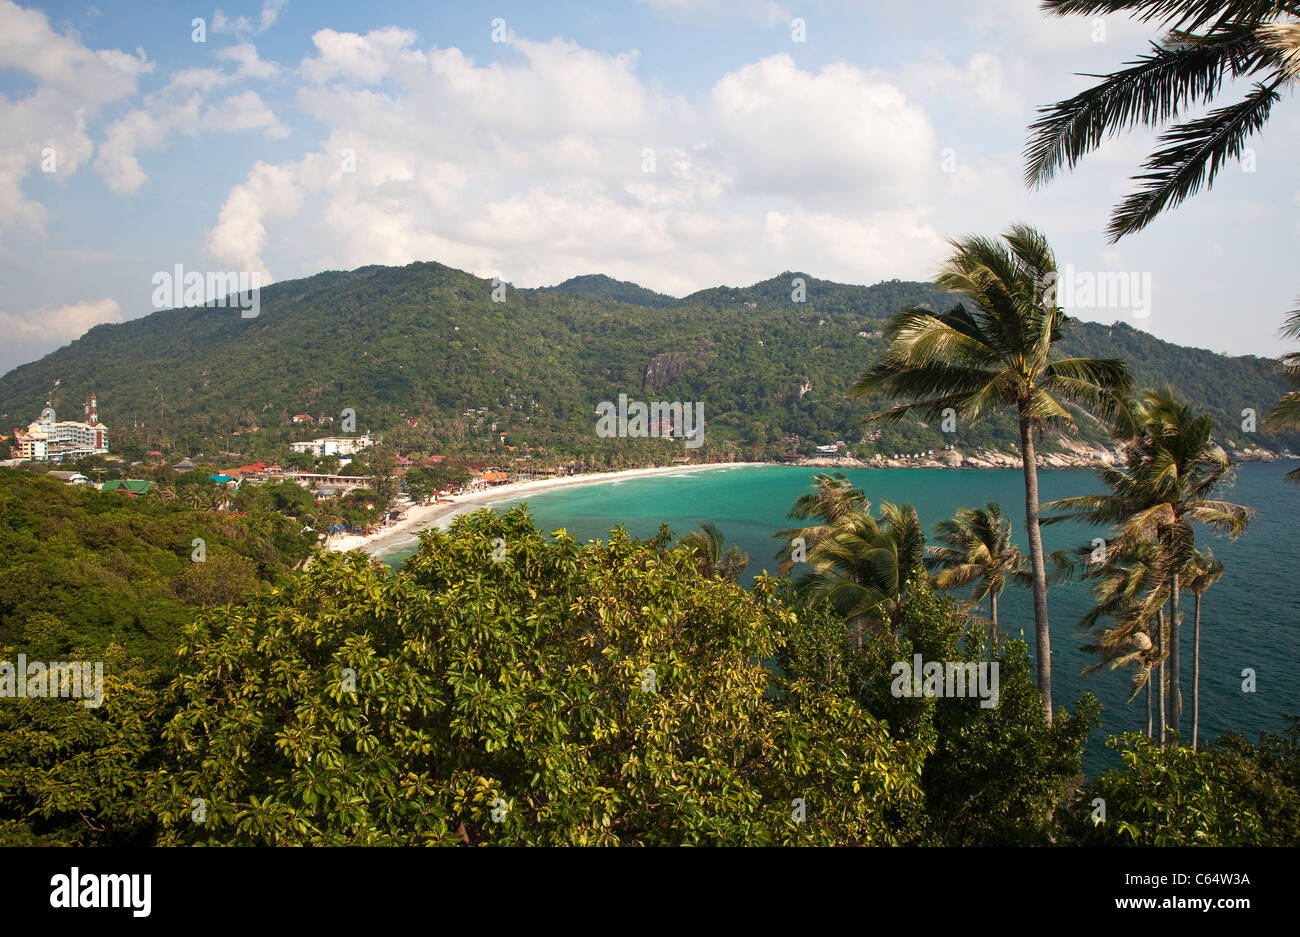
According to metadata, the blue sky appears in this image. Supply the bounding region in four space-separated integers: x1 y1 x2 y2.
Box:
2 0 1298 375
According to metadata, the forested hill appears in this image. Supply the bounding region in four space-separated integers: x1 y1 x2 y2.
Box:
0 260 1293 458
537 274 678 308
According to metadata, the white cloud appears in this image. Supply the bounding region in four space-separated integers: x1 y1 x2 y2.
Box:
0 298 123 343
708 55 935 205
206 160 303 278
212 0 287 38
299 26 422 84
217 42 281 80
204 90 290 137
901 52 1025 121
94 63 289 194
0 0 148 98
205 31 952 294
0 0 149 247
0 1 1290 370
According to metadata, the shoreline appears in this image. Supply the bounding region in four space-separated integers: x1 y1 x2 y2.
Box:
324 462 766 558
323 450 1295 559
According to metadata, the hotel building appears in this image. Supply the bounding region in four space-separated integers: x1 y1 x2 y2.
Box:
13 393 111 463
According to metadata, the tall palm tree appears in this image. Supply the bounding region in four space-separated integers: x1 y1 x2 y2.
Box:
924 502 1023 643
850 224 1134 720
677 523 750 583
1184 547 1224 750
1026 0 1300 242
1046 388 1252 743
792 501 925 649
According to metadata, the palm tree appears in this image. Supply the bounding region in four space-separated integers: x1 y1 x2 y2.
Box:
317 506 343 541
1072 538 1162 732
1026 0 1300 242
1266 297 1300 482
924 503 1023 644
1184 547 1224 750
850 224 1134 721
792 501 926 649
1046 388 1252 743
677 523 750 583
773 472 869 574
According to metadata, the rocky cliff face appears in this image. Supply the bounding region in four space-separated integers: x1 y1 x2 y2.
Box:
643 353 694 390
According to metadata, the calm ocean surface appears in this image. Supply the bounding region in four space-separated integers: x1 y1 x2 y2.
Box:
385 462 1299 774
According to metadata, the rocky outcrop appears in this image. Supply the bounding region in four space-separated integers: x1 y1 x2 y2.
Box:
1230 444 1286 463
796 441 1125 471
643 353 693 390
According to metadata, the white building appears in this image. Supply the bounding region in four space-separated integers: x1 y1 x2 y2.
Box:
47 470 90 484
289 434 374 457
13 393 110 463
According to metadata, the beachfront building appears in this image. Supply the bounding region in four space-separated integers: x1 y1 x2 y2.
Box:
289 434 375 458
12 393 110 463
47 470 90 485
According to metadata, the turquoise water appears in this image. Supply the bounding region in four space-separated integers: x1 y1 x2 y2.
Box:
386 462 1300 774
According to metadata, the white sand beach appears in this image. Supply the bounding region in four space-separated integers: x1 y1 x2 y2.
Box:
323 462 765 558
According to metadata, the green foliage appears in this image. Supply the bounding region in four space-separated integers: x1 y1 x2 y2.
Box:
1058 732 1276 845
774 466 1100 843
0 470 314 671
403 462 471 501
1207 718 1300 845
791 500 926 639
2 491 1296 847
537 273 678 308
850 580 1099 846
675 522 749 582
232 479 316 518
0 633 162 846
153 508 926 845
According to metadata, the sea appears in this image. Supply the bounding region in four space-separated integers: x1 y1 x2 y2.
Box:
382 461 1299 775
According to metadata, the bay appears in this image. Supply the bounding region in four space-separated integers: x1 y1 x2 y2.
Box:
385 461 1299 774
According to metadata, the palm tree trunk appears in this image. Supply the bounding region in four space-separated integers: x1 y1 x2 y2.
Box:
1169 573 1181 742
1156 608 1166 748
990 592 999 646
1193 593 1202 751
1018 409 1052 723
1145 666 1153 738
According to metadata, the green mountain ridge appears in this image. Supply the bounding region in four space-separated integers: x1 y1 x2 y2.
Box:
0 261 1293 460
534 273 679 308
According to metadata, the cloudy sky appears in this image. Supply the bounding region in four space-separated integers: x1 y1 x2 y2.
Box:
2 0 1297 375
